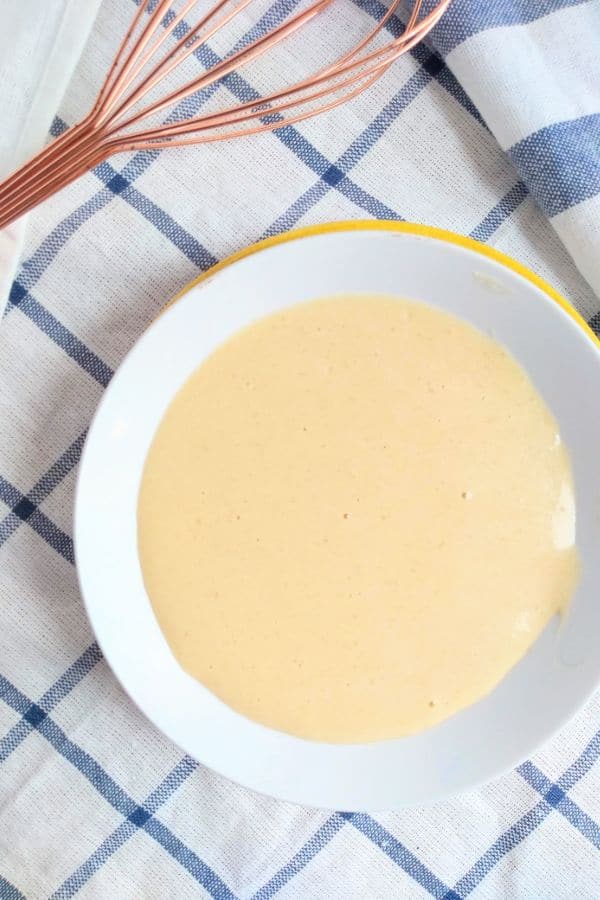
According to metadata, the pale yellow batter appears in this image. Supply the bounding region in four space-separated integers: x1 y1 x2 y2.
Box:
138 295 579 742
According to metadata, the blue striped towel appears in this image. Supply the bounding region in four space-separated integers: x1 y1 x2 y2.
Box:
0 1 599 898
427 0 600 298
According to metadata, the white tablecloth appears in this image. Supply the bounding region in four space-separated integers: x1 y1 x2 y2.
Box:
1 1 600 897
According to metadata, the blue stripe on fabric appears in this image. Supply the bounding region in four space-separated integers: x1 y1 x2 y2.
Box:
148 0 408 223
144 756 198 811
336 180 401 221
0 673 234 899
352 0 484 125
10 0 241 299
41 1 301 275
556 795 600 850
0 644 101 763
1 498 73 562
51 756 199 900
338 67 432 169
0 475 74 562
217 0 301 46
50 821 138 900
40 643 102 708
38 0 284 281
8 288 113 387
4 0 309 353
411 42 483 126
49 117 69 138
7 0 415 374
343 813 454 899
0 874 25 900
272 125 333 176
0 513 21 546
559 728 600 791
449 730 600 895
149 0 299 60
9 136 212 304
264 67 433 235
0 675 35 715
427 0 592 57
469 181 528 241
0 432 85 552
77 148 219 271
518 760 551 794
588 312 600 337
120 184 218 270
15 189 116 294
0 476 21 509
0 720 32 765
28 431 86 505
519 759 600 851
143 817 236 900
26 508 74 563
508 114 600 217
264 183 330 235
452 803 551 897
10 0 406 327
37 714 137 817
252 814 346 900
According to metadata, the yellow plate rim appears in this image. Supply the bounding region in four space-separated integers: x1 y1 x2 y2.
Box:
166 220 599 349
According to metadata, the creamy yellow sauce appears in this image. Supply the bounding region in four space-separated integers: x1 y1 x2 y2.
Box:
138 295 579 742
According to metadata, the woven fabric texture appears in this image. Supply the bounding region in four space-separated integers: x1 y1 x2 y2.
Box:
1 1 600 897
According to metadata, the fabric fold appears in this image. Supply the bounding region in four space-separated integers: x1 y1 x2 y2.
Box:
0 0 103 317
427 0 600 297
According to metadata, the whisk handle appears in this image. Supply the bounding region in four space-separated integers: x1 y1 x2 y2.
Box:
0 124 105 231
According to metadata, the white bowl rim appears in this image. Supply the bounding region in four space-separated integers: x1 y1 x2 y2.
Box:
74 220 600 811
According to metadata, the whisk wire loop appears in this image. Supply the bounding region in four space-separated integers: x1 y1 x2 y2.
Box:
0 0 450 228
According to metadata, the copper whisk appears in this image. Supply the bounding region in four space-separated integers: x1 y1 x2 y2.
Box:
0 0 450 230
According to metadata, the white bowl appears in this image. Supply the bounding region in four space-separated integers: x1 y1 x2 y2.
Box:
75 221 600 810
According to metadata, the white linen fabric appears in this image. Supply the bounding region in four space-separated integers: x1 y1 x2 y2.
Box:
1 1 599 897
